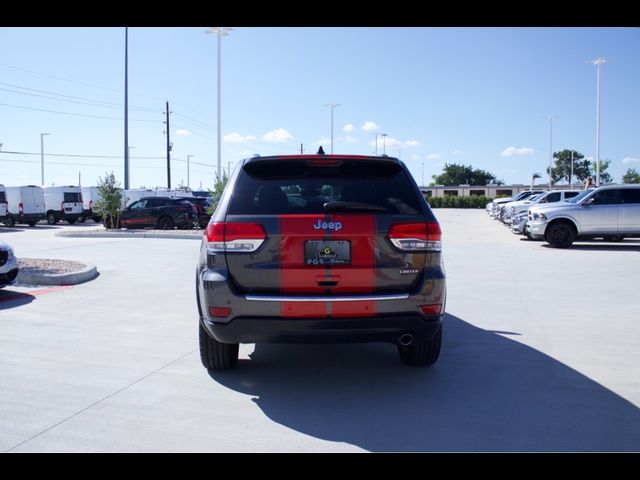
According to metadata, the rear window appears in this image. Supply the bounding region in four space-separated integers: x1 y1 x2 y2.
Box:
64 192 82 203
0 192 6 203
227 160 425 215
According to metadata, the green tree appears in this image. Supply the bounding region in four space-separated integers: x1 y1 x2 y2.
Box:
548 149 591 184
94 171 123 230
206 172 229 215
592 159 613 184
430 163 502 186
622 168 640 184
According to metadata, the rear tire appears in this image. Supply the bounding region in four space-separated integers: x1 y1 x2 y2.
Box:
545 221 576 248
47 213 58 225
398 327 442 367
158 216 174 230
199 323 239 371
77 215 85 223
4 216 15 227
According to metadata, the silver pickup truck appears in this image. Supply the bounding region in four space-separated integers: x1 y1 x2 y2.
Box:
526 185 640 247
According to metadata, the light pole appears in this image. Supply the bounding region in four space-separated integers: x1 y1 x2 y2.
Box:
325 103 340 154
206 27 233 181
124 27 130 190
570 150 574 190
371 133 380 155
40 133 51 186
422 162 425 187
546 116 557 189
187 155 194 188
128 146 135 187
381 133 388 155
588 57 606 187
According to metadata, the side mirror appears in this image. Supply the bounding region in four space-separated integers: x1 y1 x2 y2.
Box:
582 197 595 206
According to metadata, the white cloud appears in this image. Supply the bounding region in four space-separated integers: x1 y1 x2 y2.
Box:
622 157 640 164
426 153 442 160
412 154 421 161
176 129 192 136
223 132 256 143
312 137 331 147
343 123 355 132
240 149 254 156
452 149 463 156
263 128 294 143
404 140 421 147
501 146 535 157
345 135 357 143
369 136 404 150
361 121 380 132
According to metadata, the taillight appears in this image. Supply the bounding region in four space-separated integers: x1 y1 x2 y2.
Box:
206 222 266 253
19 203 24 215
388 222 442 252
61 202 65 211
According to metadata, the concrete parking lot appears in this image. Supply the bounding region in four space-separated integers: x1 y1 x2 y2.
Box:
1 212 639 452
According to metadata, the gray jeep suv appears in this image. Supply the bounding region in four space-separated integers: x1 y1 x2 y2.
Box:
196 154 446 370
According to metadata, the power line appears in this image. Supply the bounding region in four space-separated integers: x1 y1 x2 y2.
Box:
0 81 158 112
1 150 166 160
0 61 167 102
0 102 160 122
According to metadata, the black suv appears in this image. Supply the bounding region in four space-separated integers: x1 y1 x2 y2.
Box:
196 154 446 370
178 196 213 228
119 197 197 230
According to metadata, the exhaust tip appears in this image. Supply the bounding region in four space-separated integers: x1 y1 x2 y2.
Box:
398 333 414 347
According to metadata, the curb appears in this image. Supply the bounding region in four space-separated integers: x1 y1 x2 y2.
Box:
55 231 202 240
16 264 99 286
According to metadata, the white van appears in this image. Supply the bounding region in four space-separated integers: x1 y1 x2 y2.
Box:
0 185 7 223
81 186 104 223
123 189 154 207
43 186 84 225
3 186 46 227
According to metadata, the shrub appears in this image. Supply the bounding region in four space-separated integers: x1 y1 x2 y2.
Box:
426 195 493 209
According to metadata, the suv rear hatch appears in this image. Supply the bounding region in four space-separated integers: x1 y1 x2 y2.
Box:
219 156 440 300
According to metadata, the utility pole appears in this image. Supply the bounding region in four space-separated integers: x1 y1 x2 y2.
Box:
78 171 81 187
325 103 340 154
300 143 304 154
40 132 51 186
164 101 172 188
422 162 425 187
124 27 130 190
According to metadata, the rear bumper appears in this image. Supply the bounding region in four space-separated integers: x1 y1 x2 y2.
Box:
197 264 446 344
7 213 45 224
202 314 443 344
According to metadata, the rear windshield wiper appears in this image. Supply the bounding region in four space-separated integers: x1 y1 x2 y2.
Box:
323 201 388 212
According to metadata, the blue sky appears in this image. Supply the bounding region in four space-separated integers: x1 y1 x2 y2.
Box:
0 27 639 190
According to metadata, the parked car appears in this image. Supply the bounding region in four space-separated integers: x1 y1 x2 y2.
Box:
44 186 84 225
118 196 197 230
178 196 213 228
0 185 7 225
0 240 19 288
3 186 46 227
526 185 640 247
502 190 582 225
196 154 446 370
489 190 544 218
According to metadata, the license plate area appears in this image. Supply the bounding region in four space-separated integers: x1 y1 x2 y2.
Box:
304 240 351 266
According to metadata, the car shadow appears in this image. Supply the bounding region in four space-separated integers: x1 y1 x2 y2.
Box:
0 227 26 233
541 243 640 252
209 314 640 451
0 290 36 310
